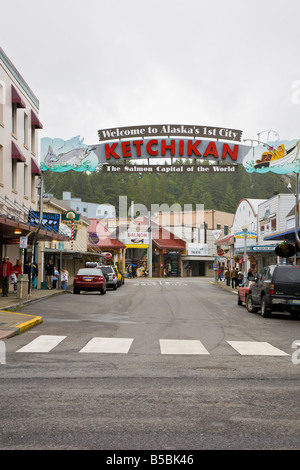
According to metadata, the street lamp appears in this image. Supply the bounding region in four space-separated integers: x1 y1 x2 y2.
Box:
242 224 248 278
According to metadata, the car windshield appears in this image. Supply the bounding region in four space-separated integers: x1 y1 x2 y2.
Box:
275 266 300 282
100 267 113 273
77 269 101 275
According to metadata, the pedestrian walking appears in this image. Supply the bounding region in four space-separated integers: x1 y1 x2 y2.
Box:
13 259 22 293
0 256 14 297
224 268 231 286
217 266 222 281
24 256 38 295
230 266 238 288
45 259 54 289
52 267 59 289
128 264 132 278
237 269 243 287
167 263 172 277
60 269 69 290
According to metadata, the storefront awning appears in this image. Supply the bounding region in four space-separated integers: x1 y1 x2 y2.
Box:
31 157 42 175
31 109 43 129
11 85 26 108
12 141 26 163
264 228 300 242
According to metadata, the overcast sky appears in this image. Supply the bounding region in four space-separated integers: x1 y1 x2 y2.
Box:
2 0 300 146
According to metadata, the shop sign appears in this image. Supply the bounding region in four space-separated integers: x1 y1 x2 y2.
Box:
124 231 149 245
187 243 212 256
251 245 277 252
89 232 99 244
28 210 60 232
61 211 81 240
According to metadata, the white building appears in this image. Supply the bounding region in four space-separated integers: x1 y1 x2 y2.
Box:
0 48 64 278
62 191 115 219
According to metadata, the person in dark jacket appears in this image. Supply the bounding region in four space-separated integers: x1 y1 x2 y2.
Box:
24 256 38 294
0 256 14 296
45 259 54 289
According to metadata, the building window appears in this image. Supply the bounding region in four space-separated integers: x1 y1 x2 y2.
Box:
24 113 28 147
271 218 276 232
12 103 17 135
0 81 4 126
0 145 3 184
24 164 28 197
31 174 36 200
12 159 17 190
224 225 229 235
31 125 36 154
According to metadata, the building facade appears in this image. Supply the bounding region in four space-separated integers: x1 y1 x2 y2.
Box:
0 48 60 282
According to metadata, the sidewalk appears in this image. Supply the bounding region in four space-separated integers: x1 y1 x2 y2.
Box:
210 279 239 295
0 288 67 340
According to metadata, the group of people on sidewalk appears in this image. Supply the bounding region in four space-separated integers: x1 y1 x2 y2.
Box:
45 259 69 290
0 256 70 296
217 264 254 288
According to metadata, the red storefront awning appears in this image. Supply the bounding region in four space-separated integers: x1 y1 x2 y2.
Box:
11 85 26 108
31 109 43 129
11 141 26 163
31 157 42 175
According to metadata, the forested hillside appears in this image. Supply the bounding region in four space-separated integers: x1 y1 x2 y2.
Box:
43 162 294 215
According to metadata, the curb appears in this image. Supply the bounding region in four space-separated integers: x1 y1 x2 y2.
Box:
210 280 238 295
0 290 68 340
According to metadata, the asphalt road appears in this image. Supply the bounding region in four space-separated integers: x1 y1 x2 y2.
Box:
0 278 299 452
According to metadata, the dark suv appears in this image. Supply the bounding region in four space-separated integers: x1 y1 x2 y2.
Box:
246 264 300 318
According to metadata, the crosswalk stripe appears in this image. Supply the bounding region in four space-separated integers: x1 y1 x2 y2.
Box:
159 339 210 355
16 335 67 353
79 337 134 354
227 341 289 356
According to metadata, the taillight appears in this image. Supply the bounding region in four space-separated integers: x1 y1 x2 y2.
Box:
98 276 103 281
269 284 274 295
113 274 115 279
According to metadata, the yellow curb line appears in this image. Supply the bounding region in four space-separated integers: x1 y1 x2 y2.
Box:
0 310 43 333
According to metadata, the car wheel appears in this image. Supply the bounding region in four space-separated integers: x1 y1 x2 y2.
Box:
73 288 80 294
246 294 258 313
237 293 243 305
113 284 117 290
100 288 106 295
261 296 271 318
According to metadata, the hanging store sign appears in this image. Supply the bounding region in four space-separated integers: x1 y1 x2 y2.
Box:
28 210 60 232
61 211 81 240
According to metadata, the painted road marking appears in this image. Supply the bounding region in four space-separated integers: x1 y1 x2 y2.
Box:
159 339 210 355
16 335 67 353
79 337 134 354
227 341 289 356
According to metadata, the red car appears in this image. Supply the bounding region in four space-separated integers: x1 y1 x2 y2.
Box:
237 278 254 306
73 268 107 295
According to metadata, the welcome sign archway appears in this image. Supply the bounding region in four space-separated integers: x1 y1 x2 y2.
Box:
40 125 300 259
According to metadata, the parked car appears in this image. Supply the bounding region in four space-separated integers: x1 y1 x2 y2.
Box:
99 265 118 290
237 277 255 306
113 265 124 287
246 264 300 318
73 268 106 295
